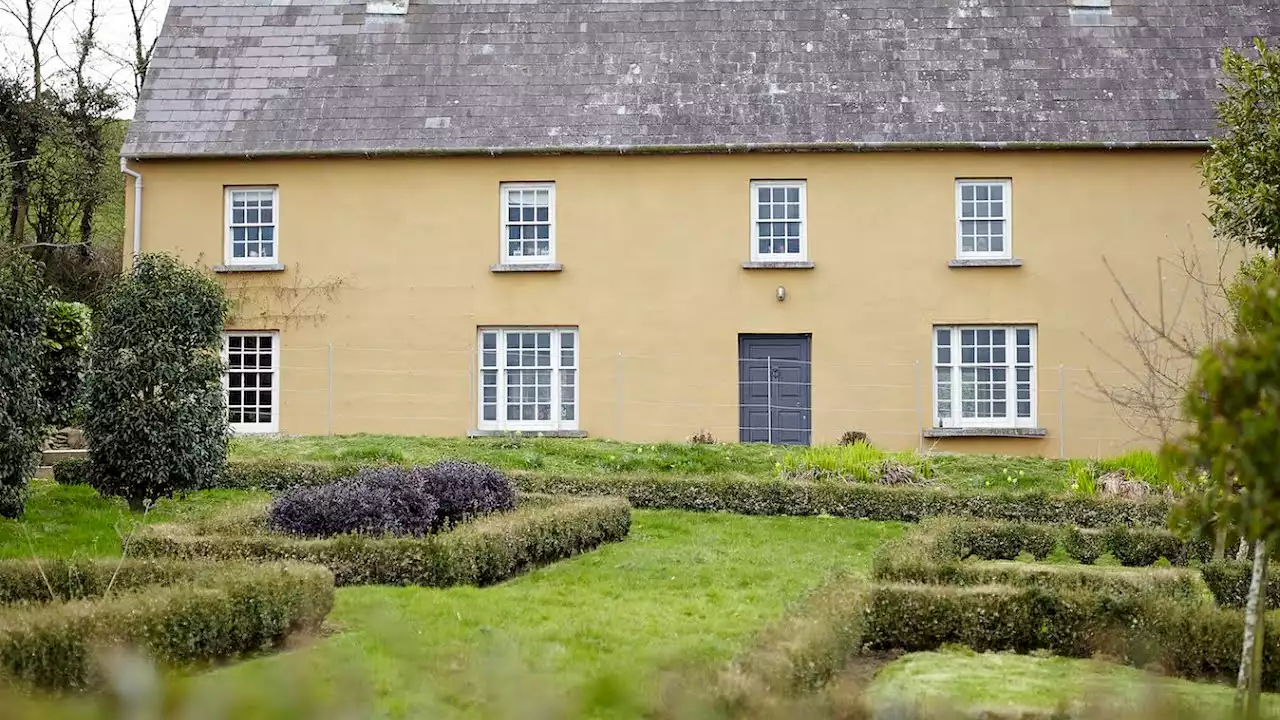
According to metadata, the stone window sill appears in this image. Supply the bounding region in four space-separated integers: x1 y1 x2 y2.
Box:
490 263 563 273
467 429 587 438
741 261 815 270
213 263 286 273
922 427 1047 439
948 258 1023 268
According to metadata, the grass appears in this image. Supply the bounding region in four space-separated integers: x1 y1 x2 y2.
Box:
229 434 1091 492
864 649 1280 718
230 435 789 478
0 480 266 558
186 511 905 718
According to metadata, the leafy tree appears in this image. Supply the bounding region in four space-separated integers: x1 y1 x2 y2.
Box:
1167 260 1280 718
0 251 48 518
1202 39 1280 253
1167 39 1280 719
40 300 91 427
83 254 230 511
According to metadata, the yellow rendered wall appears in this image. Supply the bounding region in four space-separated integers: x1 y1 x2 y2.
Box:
124 150 1217 456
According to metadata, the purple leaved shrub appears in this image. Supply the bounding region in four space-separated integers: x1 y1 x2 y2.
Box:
266 460 515 538
421 460 517 529
267 466 440 538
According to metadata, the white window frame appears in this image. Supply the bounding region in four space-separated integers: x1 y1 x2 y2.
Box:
477 327 578 432
499 182 556 265
750 180 808 262
955 179 1012 260
222 331 280 434
224 186 279 265
932 325 1037 429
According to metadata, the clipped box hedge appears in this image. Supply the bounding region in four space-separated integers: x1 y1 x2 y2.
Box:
53 459 1171 527
884 517 1211 568
0 559 333 691
873 552 1203 602
864 582 1280 689
720 573 869 702
131 494 631 587
1201 560 1280 609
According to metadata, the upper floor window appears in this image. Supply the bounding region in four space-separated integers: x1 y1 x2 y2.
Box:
501 182 555 264
225 187 278 265
223 331 279 434
478 327 577 432
751 180 806 262
955 180 1010 259
933 325 1036 429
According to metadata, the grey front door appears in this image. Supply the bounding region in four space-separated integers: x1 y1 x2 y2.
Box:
739 334 811 445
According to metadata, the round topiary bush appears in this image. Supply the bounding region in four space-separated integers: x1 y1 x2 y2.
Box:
267 466 441 538
83 254 229 511
0 252 49 519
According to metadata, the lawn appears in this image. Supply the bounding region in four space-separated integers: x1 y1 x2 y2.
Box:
229 434 1084 492
188 511 904 718
0 480 266 558
864 649 1280 718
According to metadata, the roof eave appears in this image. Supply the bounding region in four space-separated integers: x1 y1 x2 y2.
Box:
120 139 1212 161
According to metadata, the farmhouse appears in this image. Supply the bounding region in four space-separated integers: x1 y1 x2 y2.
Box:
121 0 1279 454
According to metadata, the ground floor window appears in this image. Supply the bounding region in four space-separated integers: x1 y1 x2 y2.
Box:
933 325 1036 428
478 327 577 431
223 331 279 433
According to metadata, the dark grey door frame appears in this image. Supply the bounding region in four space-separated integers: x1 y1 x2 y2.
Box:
738 334 812 445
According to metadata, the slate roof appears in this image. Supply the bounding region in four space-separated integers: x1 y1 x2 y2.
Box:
122 0 1280 158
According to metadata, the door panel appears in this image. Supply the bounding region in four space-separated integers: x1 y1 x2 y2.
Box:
738 334 811 445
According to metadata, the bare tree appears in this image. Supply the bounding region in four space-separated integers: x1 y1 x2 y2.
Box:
125 0 157 100
1087 230 1238 445
0 0 78 99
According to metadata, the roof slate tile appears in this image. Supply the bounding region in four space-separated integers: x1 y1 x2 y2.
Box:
124 0 1280 157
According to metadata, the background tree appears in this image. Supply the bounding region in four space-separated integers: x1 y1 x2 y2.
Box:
1165 38 1280 719
39 298 90 427
1166 260 1280 719
0 250 48 518
83 254 229 511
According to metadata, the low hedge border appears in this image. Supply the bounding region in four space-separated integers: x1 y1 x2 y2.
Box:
130 494 632 587
864 582 1280 690
53 459 1170 527
719 573 869 701
882 517 1212 568
873 554 1203 602
1201 560 1280 609
0 560 333 691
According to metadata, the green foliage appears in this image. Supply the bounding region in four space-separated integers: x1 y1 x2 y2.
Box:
777 442 934 482
1201 39 1280 252
1167 256 1280 548
879 518 1208 570
1067 459 1098 496
1202 561 1280 609
128 459 1174 526
131 495 632 587
873 552 1202 602
39 300 90 427
1096 450 1166 484
83 254 230 511
720 574 868 701
0 252 49 518
864 583 1280 689
0 560 333 691
1061 524 1106 565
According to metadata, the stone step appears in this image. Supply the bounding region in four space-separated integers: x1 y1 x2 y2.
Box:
34 466 54 480
42 448 88 465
